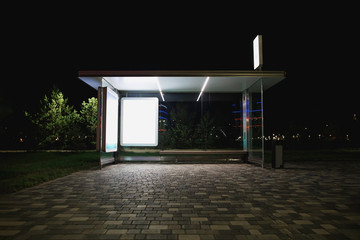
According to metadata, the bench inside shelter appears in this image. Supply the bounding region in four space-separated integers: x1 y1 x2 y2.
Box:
159 150 249 163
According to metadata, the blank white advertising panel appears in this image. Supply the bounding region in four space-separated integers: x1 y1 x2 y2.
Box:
120 97 159 146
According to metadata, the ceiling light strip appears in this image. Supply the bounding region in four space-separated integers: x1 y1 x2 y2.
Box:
156 79 165 101
196 76 210 102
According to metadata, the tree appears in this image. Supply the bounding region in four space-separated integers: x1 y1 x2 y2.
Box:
168 103 196 148
25 87 81 149
195 112 216 149
79 97 97 148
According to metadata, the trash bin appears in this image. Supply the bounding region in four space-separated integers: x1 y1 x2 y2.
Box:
272 143 284 168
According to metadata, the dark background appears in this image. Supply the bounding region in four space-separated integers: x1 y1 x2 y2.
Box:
1 4 358 140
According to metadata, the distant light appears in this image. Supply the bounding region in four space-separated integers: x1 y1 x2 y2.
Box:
196 76 210 101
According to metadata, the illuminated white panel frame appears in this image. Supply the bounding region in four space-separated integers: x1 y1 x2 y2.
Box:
120 97 159 147
253 35 263 70
104 87 119 152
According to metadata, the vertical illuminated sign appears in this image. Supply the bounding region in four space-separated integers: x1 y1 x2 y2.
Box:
253 35 263 70
120 97 158 146
104 87 119 152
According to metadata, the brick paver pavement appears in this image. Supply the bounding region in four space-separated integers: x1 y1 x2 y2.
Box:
0 162 359 239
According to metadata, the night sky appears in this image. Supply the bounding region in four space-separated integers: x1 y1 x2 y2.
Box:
1 5 358 136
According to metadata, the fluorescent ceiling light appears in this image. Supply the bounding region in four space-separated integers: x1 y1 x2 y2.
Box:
156 79 165 101
196 76 210 101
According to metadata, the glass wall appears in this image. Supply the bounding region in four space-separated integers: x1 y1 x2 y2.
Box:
155 93 244 150
110 92 244 151
246 79 264 165
97 78 264 165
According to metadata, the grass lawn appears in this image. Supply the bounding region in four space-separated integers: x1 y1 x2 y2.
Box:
0 151 99 193
264 148 360 163
1 148 359 193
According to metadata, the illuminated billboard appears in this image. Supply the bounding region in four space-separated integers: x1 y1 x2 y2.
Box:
253 35 263 70
120 97 158 146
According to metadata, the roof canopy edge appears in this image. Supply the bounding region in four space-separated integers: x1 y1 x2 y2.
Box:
79 70 286 78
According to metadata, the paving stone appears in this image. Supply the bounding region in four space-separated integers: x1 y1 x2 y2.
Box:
0 230 20 236
104 220 123 225
0 162 359 239
191 217 208 222
312 228 330 235
293 220 313 225
230 220 250 226
69 217 89 221
106 229 128 235
178 235 201 240
210 225 231 230
29 225 47 231
0 221 26 226
148 224 168 230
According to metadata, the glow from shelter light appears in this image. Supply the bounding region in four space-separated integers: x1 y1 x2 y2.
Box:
196 76 210 101
120 97 158 147
121 77 158 91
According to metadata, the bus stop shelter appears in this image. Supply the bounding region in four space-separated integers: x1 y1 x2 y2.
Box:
79 70 286 167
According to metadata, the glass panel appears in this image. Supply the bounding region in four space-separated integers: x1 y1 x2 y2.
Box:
111 91 247 162
248 79 264 163
95 78 266 164
156 93 243 150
